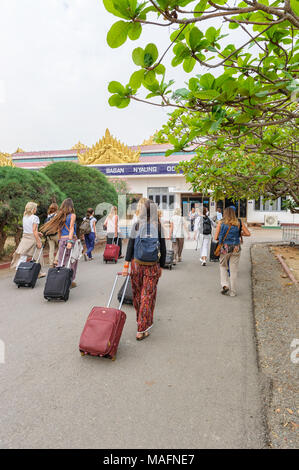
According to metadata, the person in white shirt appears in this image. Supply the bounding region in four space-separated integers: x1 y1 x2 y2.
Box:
170 208 188 263
216 207 223 221
83 208 97 261
11 201 45 276
104 206 123 258
195 207 216 266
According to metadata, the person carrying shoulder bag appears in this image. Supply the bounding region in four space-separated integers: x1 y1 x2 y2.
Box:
214 207 250 297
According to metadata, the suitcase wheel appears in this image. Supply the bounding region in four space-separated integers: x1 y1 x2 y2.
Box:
169 265 172 270
80 351 86 357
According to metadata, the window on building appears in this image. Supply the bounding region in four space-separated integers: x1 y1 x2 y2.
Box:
254 197 287 211
147 187 175 210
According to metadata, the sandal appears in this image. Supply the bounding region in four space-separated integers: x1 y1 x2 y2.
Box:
136 332 150 341
221 286 229 295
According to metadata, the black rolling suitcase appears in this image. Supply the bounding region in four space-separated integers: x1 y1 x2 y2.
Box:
44 247 73 302
14 247 43 288
117 276 133 305
164 249 174 269
210 241 220 262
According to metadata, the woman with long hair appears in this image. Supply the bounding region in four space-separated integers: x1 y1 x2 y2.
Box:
11 201 45 276
214 207 250 297
195 206 216 266
122 199 166 340
45 202 59 268
41 198 78 288
132 197 147 225
104 205 123 258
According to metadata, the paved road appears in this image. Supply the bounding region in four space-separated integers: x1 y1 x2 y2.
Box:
0 231 280 449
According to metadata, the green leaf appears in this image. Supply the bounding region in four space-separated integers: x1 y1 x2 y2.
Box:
107 21 130 48
128 22 142 40
108 94 123 107
117 97 130 108
194 0 208 18
194 89 220 100
229 22 240 30
132 47 145 66
155 64 166 75
189 77 200 92
103 0 131 19
144 43 159 65
108 81 125 95
143 70 156 85
173 88 190 99
205 27 217 43
235 113 251 124
189 27 204 51
112 0 134 18
183 57 196 73
129 70 144 89
199 73 215 89
290 0 299 16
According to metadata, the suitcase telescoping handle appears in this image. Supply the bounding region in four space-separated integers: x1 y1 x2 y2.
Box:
60 246 74 269
112 235 119 245
107 273 130 310
32 245 43 263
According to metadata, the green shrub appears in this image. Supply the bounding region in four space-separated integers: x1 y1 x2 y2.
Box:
0 166 66 252
42 162 118 220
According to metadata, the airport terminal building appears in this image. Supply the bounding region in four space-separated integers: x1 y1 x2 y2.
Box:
10 129 299 225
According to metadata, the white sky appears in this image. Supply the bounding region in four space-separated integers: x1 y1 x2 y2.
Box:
0 0 241 153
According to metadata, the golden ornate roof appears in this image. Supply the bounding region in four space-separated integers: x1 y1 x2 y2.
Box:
15 147 25 153
141 133 159 146
71 141 88 150
78 129 140 165
0 152 15 167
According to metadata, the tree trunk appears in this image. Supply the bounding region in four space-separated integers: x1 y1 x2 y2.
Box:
0 230 7 254
14 227 22 247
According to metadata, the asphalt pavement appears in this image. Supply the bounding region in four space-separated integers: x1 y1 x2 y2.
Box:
0 234 272 449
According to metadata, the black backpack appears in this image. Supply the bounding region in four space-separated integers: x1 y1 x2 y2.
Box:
203 216 212 235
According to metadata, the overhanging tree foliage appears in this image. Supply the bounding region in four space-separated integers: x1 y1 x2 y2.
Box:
104 0 299 210
0 167 65 253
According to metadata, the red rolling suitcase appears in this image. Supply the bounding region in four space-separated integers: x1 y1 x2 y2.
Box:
79 273 129 360
103 237 120 263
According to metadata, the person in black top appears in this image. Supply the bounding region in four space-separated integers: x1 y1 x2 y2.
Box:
122 199 166 341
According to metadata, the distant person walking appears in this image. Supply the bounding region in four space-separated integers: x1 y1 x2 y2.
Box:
122 199 166 340
45 203 59 267
104 206 123 259
11 201 45 276
189 207 197 233
216 207 223 221
81 208 97 261
195 207 216 266
214 207 251 297
41 198 79 288
170 207 187 263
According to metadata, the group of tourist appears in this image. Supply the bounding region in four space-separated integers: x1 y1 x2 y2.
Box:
10 197 250 340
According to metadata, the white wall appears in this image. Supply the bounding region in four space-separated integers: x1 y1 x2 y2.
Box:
247 200 299 224
125 175 192 197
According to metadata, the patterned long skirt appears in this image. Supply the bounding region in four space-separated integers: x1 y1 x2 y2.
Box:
130 260 161 333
